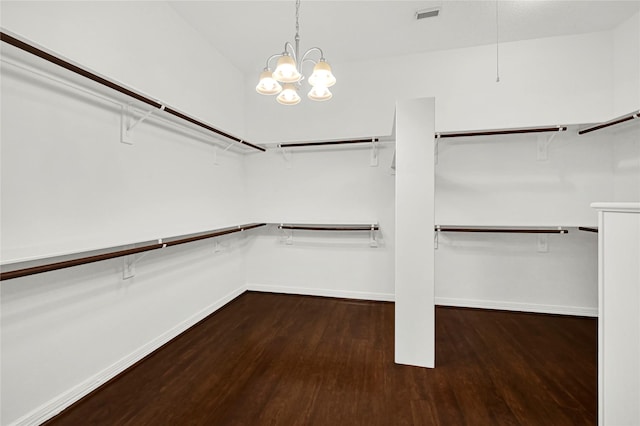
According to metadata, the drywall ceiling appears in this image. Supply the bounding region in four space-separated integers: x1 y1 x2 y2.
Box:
169 1 639 76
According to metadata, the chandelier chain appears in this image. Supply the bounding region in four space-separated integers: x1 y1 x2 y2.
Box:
496 0 500 83
296 0 301 38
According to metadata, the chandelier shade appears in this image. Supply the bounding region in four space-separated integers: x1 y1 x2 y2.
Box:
307 85 332 101
256 69 283 95
273 55 302 83
277 83 302 105
256 0 335 105
308 60 336 88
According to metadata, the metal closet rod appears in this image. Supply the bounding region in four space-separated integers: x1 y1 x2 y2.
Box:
435 226 568 234
0 31 265 152
278 138 379 148
0 223 266 281
436 126 567 139
278 223 379 231
578 110 640 135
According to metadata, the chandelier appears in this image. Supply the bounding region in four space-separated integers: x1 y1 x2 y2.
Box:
255 0 336 105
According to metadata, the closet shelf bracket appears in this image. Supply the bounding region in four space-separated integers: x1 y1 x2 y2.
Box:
370 138 379 167
537 131 558 161
123 239 167 279
214 142 235 166
370 225 379 248
278 145 292 168
121 104 165 144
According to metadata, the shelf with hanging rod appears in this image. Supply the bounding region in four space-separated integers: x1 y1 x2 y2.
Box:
0 30 266 152
578 226 598 233
277 138 380 148
435 125 568 139
277 223 379 231
578 110 640 135
0 223 266 281
435 225 569 234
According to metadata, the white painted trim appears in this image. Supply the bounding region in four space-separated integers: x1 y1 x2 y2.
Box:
435 297 598 317
591 202 640 213
246 283 395 302
9 286 247 426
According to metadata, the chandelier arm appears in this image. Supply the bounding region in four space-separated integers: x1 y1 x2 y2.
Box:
301 47 325 63
283 41 298 64
265 53 283 70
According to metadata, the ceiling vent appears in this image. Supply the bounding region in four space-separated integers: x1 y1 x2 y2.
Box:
416 7 440 20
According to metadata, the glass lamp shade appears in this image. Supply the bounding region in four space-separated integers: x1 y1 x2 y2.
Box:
308 60 336 88
272 55 302 83
277 84 301 105
307 85 332 101
255 70 282 95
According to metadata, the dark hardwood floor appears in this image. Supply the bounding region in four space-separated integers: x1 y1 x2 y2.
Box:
45 292 597 425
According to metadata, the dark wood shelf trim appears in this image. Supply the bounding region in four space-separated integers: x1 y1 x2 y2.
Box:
278 223 379 231
0 31 265 152
0 223 266 281
278 138 378 148
436 126 567 139
578 226 598 233
578 110 640 135
435 226 568 234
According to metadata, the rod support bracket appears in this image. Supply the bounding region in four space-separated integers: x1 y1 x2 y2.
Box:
121 104 165 144
278 145 292 169
537 129 559 161
370 225 379 247
370 138 379 167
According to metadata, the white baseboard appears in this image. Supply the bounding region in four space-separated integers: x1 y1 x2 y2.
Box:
246 283 395 302
435 296 598 317
11 286 247 426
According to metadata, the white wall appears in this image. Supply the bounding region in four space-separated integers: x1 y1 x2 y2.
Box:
613 12 640 117
612 124 640 202
0 1 245 137
246 31 613 143
612 11 640 203
244 145 395 300
0 2 250 425
433 128 607 316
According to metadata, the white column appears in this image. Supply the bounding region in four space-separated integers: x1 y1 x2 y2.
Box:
395 98 435 368
593 202 640 426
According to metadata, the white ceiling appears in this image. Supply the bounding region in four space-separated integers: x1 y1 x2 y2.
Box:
169 0 639 76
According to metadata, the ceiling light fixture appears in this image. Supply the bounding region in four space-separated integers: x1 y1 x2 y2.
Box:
256 0 335 105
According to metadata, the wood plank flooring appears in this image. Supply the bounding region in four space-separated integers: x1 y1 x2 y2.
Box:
45 292 597 425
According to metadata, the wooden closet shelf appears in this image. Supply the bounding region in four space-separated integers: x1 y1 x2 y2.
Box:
578 110 640 135
578 226 599 233
0 223 266 281
278 138 379 148
278 223 379 231
436 126 567 139
435 226 568 234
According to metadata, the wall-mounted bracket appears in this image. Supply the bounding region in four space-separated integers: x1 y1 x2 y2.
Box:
370 225 379 248
434 134 441 165
537 234 548 253
434 227 440 249
121 104 165 144
370 138 379 167
279 224 293 245
122 239 166 279
213 141 235 166
536 131 558 161
278 145 292 169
